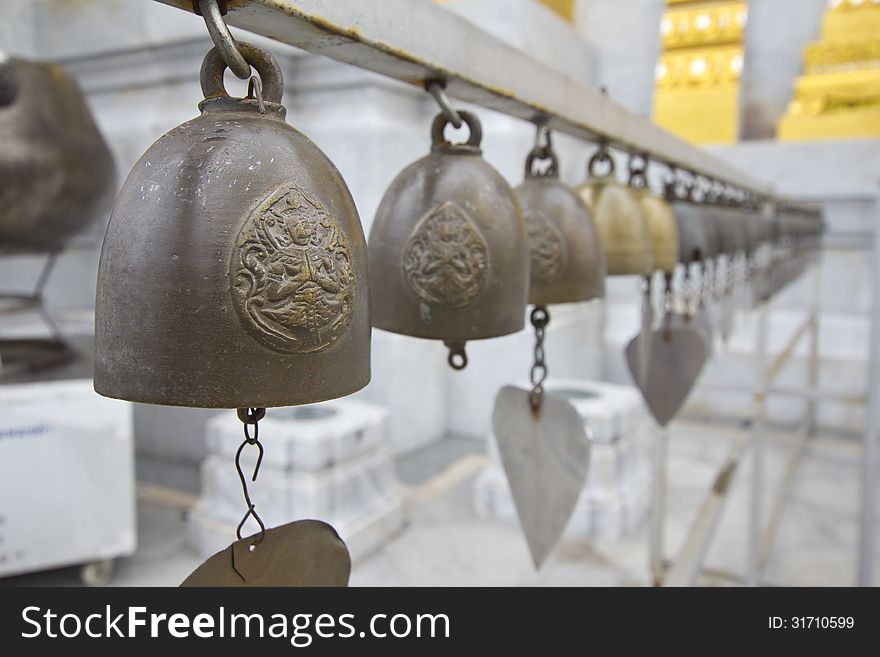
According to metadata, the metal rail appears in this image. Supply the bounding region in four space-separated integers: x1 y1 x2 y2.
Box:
857 191 880 586
154 0 773 195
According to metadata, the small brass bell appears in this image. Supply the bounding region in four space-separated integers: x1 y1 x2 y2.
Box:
629 159 678 275
577 146 653 276
663 179 710 268
0 56 115 253
369 111 528 369
514 130 605 305
95 44 370 408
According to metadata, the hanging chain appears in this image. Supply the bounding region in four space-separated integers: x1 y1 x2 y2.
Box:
529 306 550 417
682 265 695 318
195 0 251 79
663 271 674 316
235 407 266 545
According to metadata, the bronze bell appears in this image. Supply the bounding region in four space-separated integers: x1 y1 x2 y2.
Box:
669 197 709 266
577 148 653 276
714 205 746 257
514 135 605 305
629 163 678 275
94 44 370 408
369 111 528 369
0 56 115 253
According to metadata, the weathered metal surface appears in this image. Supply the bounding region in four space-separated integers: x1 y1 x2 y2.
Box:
578 154 653 276
153 0 773 195
515 146 605 305
369 111 528 345
0 57 115 253
180 520 351 586
94 44 370 408
493 386 590 568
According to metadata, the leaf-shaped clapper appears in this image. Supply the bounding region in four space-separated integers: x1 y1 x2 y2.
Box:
181 520 351 587
493 386 591 569
625 312 710 427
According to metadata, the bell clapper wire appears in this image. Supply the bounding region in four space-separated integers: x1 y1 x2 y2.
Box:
195 0 251 80
528 306 550 418
235 407 267 550
426 80 463 129
247 74 265 114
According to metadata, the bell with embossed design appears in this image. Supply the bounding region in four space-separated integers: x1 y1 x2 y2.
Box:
94 43 370 408
369 111 529 370
514 131 605 306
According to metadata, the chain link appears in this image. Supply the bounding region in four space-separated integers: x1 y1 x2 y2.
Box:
529 306 550 416
235 407 266 544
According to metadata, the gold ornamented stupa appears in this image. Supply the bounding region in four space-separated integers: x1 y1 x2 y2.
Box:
652 0 749 145
778 0 880 141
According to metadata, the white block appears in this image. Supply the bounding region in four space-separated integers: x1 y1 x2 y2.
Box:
0 379 135 577
199 448 400 529
546 378 649 444
206 398 387 472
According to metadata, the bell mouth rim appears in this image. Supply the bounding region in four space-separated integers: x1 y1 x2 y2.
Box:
198 96 287 118
92 370 371 409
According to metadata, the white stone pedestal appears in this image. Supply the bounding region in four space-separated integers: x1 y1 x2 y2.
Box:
0 379 135 579
188 398 404 563
473 379 654 540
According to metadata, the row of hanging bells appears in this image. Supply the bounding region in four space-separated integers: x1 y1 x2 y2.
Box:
90 1 822 578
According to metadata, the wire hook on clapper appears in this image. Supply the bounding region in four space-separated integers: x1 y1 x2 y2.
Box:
235 407 266 548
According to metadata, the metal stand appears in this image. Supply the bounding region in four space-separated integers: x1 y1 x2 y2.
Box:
0 250 76 379
654 251 823 587
857 193 880 587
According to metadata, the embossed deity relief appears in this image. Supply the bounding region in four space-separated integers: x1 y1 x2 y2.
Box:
524 211 565 284
401 201 490 309
231 181 355 354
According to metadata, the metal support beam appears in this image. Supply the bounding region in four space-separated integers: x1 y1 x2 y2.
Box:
857 191 880 586
650 426 669 586
154 0 772 194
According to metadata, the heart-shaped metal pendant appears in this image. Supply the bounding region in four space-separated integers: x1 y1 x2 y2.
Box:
180 519 351 587
626 312 710 427
493 386 590 568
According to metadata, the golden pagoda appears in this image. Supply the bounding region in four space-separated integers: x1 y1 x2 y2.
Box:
778 0 880 141
652 0 749 145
